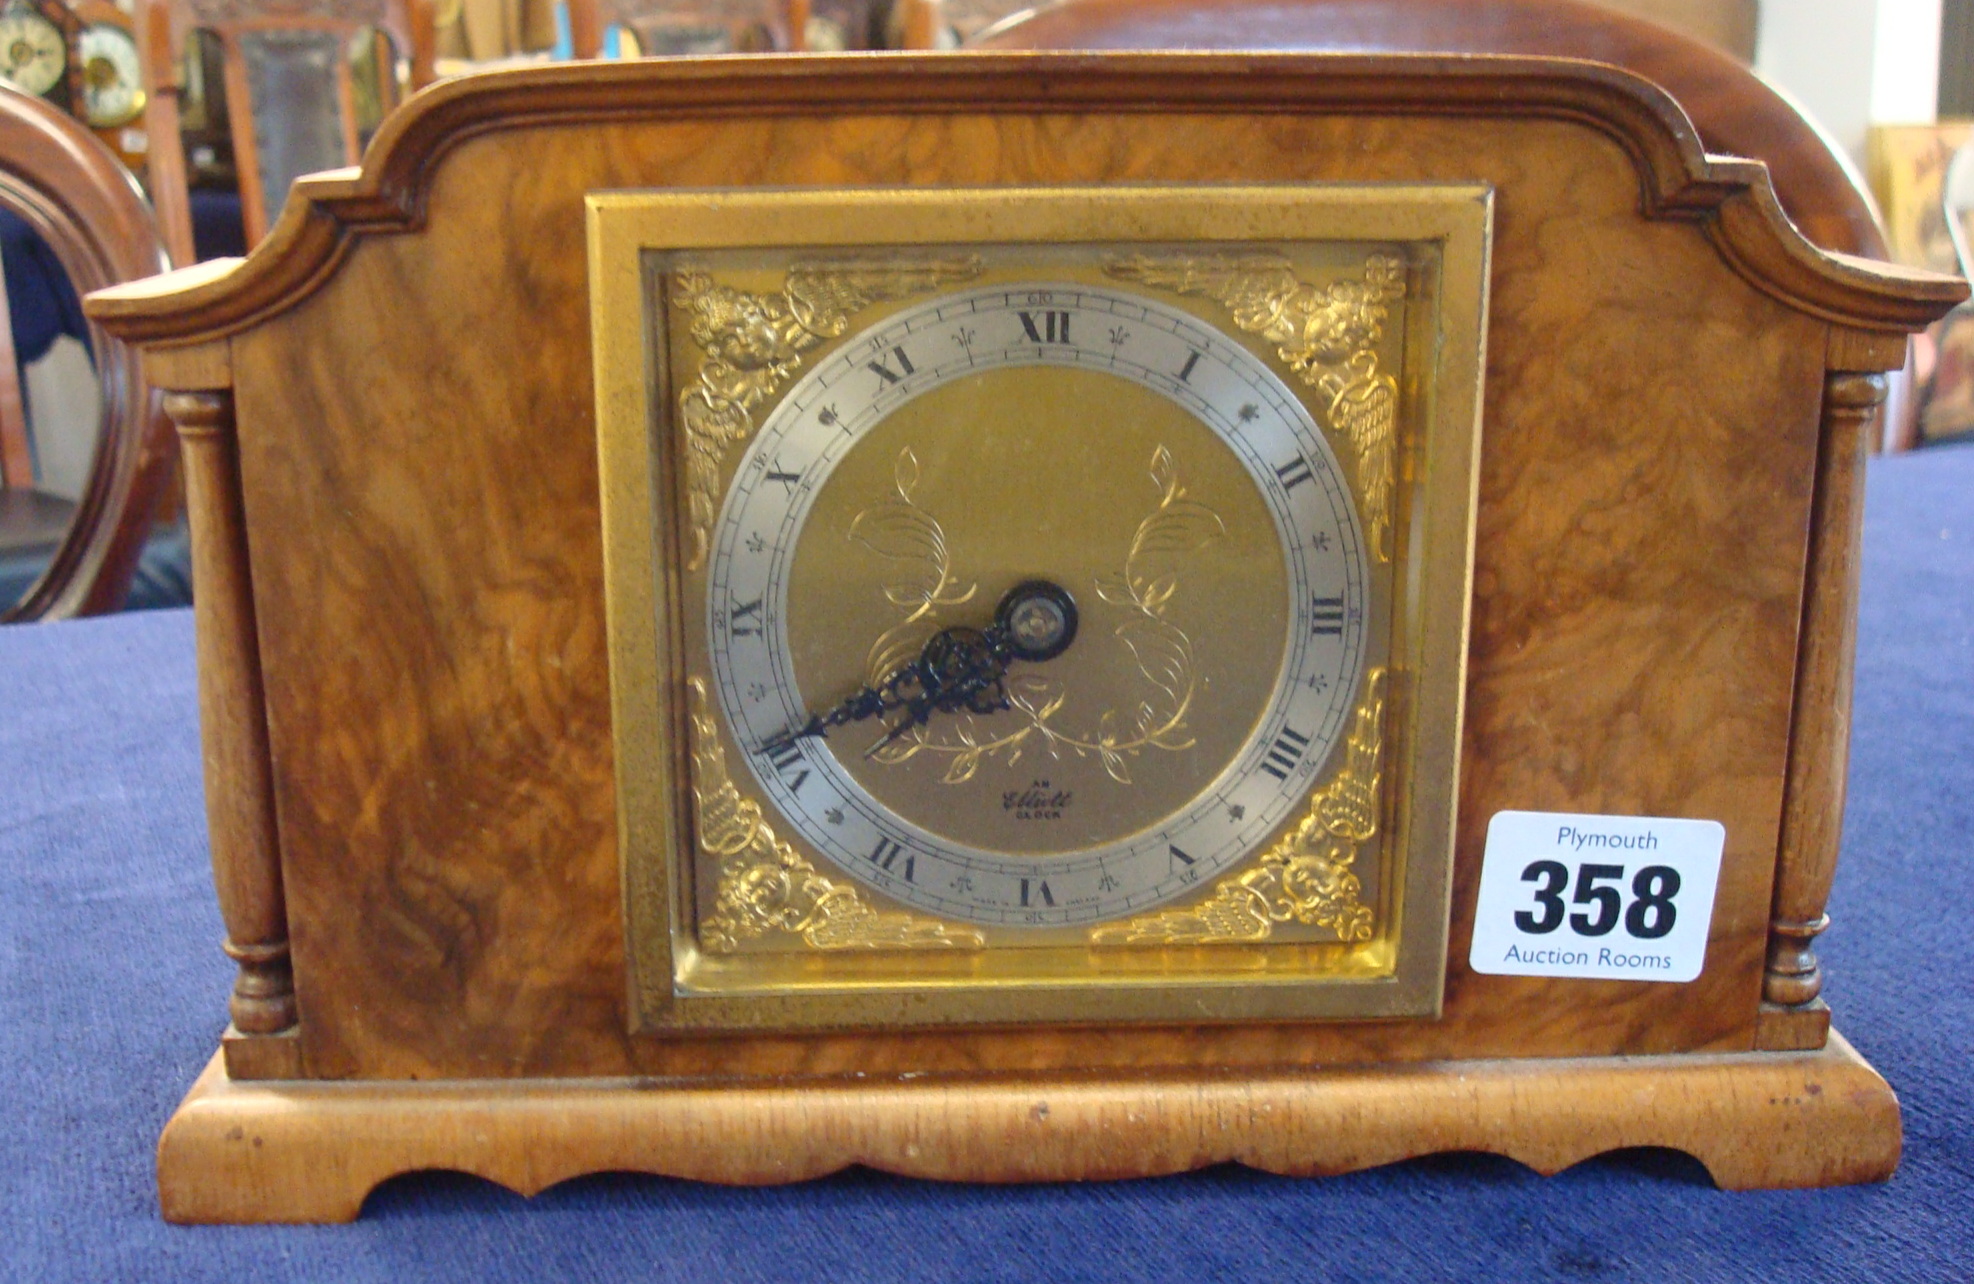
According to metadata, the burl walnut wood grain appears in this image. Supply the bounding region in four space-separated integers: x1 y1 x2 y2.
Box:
86 57 1963 1084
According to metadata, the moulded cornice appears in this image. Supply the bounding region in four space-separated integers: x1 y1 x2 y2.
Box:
85 51 1966 345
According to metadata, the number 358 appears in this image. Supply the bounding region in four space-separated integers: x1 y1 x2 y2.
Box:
1515 861 1680 940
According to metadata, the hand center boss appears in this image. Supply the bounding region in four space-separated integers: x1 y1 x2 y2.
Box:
759 581 1079 760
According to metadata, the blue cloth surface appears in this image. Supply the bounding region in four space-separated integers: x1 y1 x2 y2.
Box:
1 208 87 368
188 191 248 264
0 447 1969 1282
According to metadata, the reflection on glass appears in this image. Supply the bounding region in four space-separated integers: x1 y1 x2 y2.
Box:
0 207 102 615
239 28 346 235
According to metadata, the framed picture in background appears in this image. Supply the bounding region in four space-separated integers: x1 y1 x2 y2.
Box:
1869 121 1974 274
1869 122 1974 445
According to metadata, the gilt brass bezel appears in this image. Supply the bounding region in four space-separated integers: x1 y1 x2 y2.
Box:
589 185 1490 1033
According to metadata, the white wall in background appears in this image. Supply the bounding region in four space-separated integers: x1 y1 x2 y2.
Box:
1756 0 1944 163
23 338 100 502
1757 0 1884 163
1871 0 1943 124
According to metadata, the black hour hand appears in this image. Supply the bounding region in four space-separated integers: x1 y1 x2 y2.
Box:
760 626 1009 759
861 628 1012 757
757 581 1079 759
758 685 889 757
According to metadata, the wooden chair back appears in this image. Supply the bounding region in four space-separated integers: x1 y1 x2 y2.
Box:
0 246 26 505
136 0 438 265
0 87 174 619
966 0 1886 261
566 0 810 57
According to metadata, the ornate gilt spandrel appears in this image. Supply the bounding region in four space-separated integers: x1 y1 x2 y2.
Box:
687 680 984 952
671 257 982 568
1091 668 1386 946
1106 252 1407 561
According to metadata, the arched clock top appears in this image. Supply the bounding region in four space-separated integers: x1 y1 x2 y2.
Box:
85 52 1963 351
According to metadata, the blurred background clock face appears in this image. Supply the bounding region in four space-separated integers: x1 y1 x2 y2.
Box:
79 24 143 127
0 12 65 97
708 283 1371 927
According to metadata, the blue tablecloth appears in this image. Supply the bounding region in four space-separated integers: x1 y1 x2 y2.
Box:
1 208 88 370
1 446 1969 1282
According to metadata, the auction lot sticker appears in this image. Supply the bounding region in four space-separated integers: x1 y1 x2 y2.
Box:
1469 811 1725 983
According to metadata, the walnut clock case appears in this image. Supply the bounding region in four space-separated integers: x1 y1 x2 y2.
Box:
87 54 1964 1224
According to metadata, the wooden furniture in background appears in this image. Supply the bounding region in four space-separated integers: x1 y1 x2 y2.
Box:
0 86 172 619
68 1 156 175
1591 0 1757 61
87 53 1960 1219
908 0 1758 58
567 0 808 55
0 227 27 490
135 0 437 266
434 0 561 61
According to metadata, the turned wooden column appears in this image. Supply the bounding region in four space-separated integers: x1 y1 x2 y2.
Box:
1766 371 1887 1012
163 390 296 1035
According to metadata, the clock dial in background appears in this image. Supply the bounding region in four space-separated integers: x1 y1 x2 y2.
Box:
78 22 143 128
0 11 65 98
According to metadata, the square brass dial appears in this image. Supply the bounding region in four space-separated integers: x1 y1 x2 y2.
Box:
589 185 1490 1032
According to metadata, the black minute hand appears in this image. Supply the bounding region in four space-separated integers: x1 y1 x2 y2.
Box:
758 581 1079 760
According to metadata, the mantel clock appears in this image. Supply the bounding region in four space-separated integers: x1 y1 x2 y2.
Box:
83 54 1965 1223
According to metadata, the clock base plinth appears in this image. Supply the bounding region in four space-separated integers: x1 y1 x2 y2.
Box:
156 1032 1900 1223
